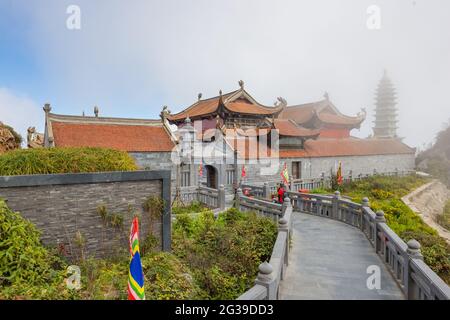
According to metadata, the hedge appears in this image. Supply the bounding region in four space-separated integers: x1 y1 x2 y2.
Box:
0 147 137 176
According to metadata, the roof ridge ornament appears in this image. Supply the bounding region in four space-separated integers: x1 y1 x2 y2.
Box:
324 91 330 101
274 97 287 108
238 80 244 89
94 105 99 117
43 103 52 113
198 93 202 101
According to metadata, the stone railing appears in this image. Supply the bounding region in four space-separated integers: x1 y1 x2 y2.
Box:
237 196 293 300
178 186 199 204
178 184 226 210
235 187 283 220
290 178 328 191
288 190 450 300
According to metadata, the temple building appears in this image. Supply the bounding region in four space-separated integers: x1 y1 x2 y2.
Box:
31 80 415 199
163 81 415 190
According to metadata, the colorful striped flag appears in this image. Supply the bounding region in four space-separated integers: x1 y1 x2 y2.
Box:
281 162 289 185
127 217 145 300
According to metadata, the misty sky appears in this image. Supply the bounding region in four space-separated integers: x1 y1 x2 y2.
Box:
0 0 449 149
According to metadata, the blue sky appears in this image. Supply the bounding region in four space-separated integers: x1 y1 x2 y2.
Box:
1 0 449 149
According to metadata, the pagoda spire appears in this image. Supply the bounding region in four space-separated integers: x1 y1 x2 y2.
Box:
373 71 398 138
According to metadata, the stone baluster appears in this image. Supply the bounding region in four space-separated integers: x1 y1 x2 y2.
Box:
332 190 341 220
375 210 386 254
263 182 271 200
361 197 370 233
255 261 277 300
406 239 423 300
282 195 291 216
218 184 225 210
235 188 243 210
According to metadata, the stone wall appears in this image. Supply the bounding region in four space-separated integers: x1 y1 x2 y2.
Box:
242 153 416 186
0 171 171 259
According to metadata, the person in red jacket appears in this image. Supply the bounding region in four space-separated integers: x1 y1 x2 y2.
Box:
277 183 285 204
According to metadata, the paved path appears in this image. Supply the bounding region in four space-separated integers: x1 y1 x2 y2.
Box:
279 212 405 300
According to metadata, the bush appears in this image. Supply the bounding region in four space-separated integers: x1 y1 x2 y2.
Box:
0 147 137 176
172 201 208 215
79 252 200 300
0 199 76 300
172 208 277 299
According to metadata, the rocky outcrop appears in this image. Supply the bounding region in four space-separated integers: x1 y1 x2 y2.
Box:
0 123 20 153
402 180 450 243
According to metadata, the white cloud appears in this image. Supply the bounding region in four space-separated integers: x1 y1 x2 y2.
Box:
0 88 43 146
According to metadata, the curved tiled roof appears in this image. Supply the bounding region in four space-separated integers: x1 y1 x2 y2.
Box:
273 119 320 137
167 89 282 122
278 99 364 128
48 113 175 152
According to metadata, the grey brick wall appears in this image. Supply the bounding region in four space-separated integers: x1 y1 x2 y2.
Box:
0 171 171 260
242 153 415 186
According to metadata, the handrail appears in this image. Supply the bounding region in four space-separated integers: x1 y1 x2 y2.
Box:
237 194 293 300
288 189 450 300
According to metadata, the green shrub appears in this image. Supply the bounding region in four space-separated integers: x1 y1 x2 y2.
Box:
0 199 76 299
79 252 200 300
0 147 137 176
142 252 201 300
172 208 277 299
172 201 208 215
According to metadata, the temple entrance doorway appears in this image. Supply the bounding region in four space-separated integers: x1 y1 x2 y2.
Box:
205 165 218 189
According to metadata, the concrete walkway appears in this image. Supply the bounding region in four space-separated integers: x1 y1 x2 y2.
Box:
279 212 405 300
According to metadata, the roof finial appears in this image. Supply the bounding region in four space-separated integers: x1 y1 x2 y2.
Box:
198 93 202 101
323 91 329 100
43 103 51 113
82 110 85 117
219 89 222 97
238 80 244 89
94 105 99 117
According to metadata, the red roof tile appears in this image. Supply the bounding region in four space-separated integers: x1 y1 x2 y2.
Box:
51 122 175 152
278 100 364 128
273 119 320 137
280 138 415 158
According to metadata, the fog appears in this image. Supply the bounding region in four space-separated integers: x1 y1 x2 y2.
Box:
1 0 449 149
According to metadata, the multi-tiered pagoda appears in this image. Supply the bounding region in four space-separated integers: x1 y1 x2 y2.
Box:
373 71 398 138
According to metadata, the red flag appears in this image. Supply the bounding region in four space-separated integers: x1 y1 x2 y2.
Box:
337 161 343 185
241 165 246 178
198 163 203 177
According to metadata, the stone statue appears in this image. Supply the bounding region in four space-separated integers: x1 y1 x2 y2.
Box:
27 127 45 149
